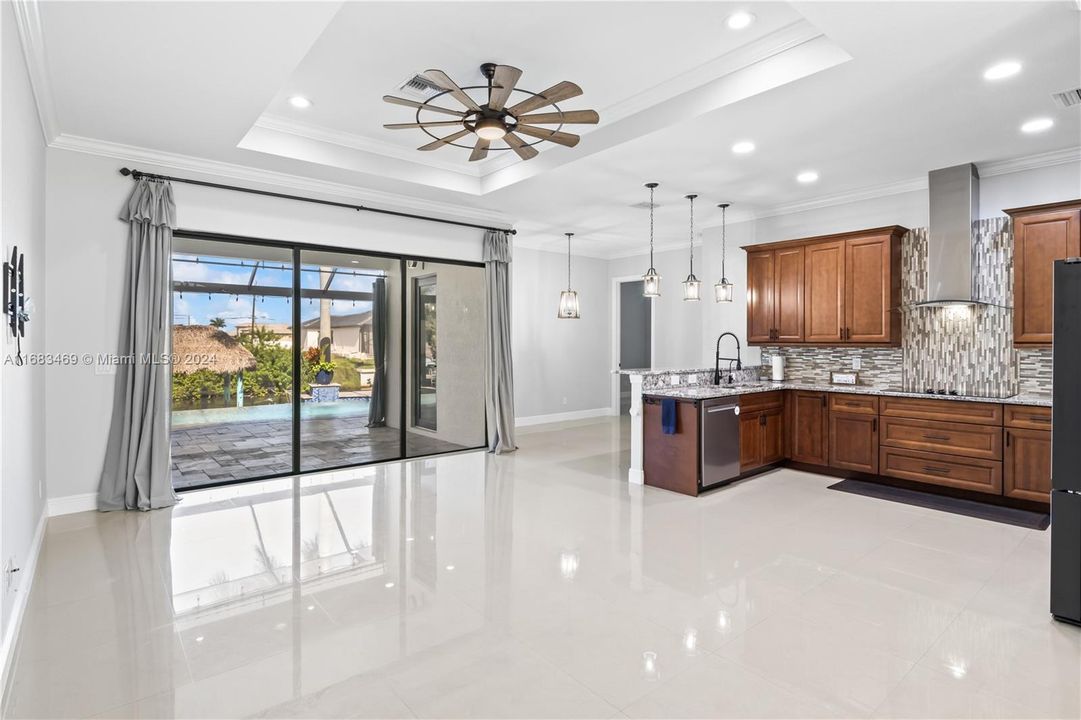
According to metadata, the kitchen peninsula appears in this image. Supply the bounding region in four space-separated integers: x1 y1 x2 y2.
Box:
622 368 1052 504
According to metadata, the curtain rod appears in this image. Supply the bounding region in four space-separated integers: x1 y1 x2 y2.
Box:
118 167 517 235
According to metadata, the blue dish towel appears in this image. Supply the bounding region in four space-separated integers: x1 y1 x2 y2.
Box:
661 398 677 435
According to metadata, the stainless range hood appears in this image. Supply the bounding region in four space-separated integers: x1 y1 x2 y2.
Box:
918 163 984 307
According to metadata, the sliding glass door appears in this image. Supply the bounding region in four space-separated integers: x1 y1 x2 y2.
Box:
298 249 402 472
169 233 485 491
170 238 295 489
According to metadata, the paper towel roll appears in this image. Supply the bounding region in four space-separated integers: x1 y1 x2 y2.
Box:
771 356 785 381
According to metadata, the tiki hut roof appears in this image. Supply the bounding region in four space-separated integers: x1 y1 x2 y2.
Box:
172 325 257 375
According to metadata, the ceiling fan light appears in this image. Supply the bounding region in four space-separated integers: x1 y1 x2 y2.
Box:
715 279 734 303
475 117 507 140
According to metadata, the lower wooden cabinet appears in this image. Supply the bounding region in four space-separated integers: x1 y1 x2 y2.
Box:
1004 427 1052 502
789 391 828 465
643 397 700 496
740 394 785 472
880 446 1003 494
830 412 878 474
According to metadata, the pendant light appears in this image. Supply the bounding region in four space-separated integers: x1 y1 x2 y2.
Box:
682 194 701 301
642 182 661 297
557 232 580 319
714 203 734 303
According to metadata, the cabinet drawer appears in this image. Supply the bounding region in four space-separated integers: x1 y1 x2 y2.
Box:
880 447 1002 495
1004 405 1052 430
739 390 784 413
879 416 1002 460
880 397 1003 426
829 393 879 415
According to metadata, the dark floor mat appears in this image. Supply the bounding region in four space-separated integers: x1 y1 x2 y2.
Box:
828 479 1050 530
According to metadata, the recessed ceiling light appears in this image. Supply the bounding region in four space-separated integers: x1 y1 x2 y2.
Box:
726 11 755 30
797 170 819 184
731 141 756 154
1020 117 1054 134
983 61 1021 80
288 95 313 109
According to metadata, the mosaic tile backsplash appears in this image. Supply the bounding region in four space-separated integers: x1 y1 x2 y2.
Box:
761 218 1052 397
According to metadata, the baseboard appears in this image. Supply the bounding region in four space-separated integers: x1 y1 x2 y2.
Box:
47 492 97 517
0 508 47 697
515 407 613 427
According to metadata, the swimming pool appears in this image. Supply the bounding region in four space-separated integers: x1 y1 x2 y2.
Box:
171 397 371 427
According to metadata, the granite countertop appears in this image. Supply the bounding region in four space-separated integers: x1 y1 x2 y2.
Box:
644 381 1052 407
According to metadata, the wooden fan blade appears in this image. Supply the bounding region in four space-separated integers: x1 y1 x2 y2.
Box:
419 129 471 151
422 69 481 111
515 124 580 147
503 132 539 160
488 65 522 112
384 120 464 129
508 81 583 116
382 95 466 117
516 110 599 125
469 137 491 162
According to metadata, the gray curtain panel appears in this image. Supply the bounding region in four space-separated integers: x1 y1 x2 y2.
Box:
98 178 178 511
366 277 387 427
483 230 517 454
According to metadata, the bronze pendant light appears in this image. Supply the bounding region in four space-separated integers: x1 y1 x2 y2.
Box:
642 183 661 297
714 203 734 303
682 194 701 301
557 232 580 319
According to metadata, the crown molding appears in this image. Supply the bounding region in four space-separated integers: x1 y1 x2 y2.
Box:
254 114 483 179
979 146 1081 177
11 0 58 143
48 133 515 228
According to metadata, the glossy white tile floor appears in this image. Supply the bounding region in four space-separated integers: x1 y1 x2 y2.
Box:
4 417 1078 719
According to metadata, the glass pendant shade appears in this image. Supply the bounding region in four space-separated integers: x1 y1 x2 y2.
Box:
643 267 661 297
557 290 580 319
683 274 701 301
714 278 734 303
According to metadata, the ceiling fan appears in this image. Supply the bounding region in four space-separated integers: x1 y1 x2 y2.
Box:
382 63 599 162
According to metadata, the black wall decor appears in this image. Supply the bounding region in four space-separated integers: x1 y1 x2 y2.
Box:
3 246 27 363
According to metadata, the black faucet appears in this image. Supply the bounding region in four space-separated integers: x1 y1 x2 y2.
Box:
713 332 743 385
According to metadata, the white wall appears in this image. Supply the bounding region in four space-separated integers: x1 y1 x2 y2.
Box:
512 245 610 420
1 0 48 669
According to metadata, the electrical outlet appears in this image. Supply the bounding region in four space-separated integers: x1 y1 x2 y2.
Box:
685 374 697 384
670 375 681 386
561 397 567 405
852 357 862 370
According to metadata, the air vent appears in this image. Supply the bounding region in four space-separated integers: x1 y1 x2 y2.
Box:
396 74 444 101
1052 88 1081 108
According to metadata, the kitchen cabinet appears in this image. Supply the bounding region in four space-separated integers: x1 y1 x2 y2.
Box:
845 233 900 344
879 446 1003 494
804 240 845 343
788 390 828 465
739 392 785 471
747 251 775 343
1004 405 1053 502
643 397 699 496
743 226 904 346
1006 200 1081 345
829 393 879 474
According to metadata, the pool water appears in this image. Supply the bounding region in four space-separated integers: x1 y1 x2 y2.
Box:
171 397 371 427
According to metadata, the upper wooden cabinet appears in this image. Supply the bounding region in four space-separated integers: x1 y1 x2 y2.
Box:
1006 200 1081 345
743 226 905 346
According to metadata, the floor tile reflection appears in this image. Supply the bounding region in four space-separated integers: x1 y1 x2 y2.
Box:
3 417 1077 718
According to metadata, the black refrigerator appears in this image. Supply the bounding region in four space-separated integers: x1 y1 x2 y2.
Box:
1052 258 1081 626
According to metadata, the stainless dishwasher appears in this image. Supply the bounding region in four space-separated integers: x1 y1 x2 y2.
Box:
700 398 741 490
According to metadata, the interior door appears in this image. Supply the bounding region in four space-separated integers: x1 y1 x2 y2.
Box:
845 235 891 343
620 281 652 414
773 246 805 342
747 251 775 343
804 240 845 343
